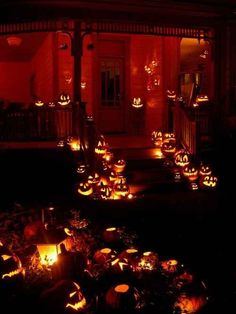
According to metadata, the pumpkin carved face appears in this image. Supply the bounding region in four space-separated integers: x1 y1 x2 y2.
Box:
95 136 107 155
151 130 163 147
0 244 24 285
182 164 199 182
113 159 126 173
93 248 115 264
200 175 218 189
65 282 87 312
41 280 87 313
58 93 71 106
35 99 44 107
161 259 179 273
175 151 190 167
113 176 130 197
99 183 112 199
199 164 212 176
135 251 159 272
161 141 176 156
77 182 93 196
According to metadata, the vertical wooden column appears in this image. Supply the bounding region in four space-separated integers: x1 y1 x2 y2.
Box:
72 20 82 137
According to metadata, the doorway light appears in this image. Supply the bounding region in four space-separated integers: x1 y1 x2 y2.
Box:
6 36 22 47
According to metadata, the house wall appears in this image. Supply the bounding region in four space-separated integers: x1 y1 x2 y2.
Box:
31 33 54 103
0 62 31 107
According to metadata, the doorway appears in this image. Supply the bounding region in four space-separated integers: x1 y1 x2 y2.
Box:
96 38 128 134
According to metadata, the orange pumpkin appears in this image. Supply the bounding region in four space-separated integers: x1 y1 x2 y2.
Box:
174 293 207 313
199 174 218 189
93 248 115 264
103 227 120 243
77 181 93 196
182 164 199 182
105 283 137 310
113 159 126 173
174 151 190 167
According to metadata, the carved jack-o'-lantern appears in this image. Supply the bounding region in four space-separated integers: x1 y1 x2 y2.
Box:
35 99 44 107
105 284 137 310
135 251 159 272
174 293 207 314
182 164 199 182
99 183 112 199
93 248 116 265
199 163 212 176
161 141 176 157
113 159 126 173
58 92 71 106
103 150 114 163
87 172 100 185
167 89 176 100
77 181 93 196
113 176 130 197
200 174 218 189
163 132 176 143
196 94 209 103
0 244 25 286
161 259 179 273
76 162 88 174
103 227 120 243
174 151 190 168
95 135 107 155
40 280 87 313
118 248 140 270
151 130 163 147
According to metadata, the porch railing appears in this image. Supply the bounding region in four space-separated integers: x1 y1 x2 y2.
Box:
176 103 213 157
0 107 73 141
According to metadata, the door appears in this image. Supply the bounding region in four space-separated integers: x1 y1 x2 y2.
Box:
96 39 127 134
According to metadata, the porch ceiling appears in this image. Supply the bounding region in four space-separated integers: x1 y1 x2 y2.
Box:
0 0 235 27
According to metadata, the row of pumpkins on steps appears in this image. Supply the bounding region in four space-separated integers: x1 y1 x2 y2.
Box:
151 130 219 190
76 135 132 200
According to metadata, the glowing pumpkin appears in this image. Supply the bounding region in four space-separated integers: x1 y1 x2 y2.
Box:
199 175 218 189
167 89 176 100
95 135 107 155
93 248 115 264
105 283 137 310
113 176 130 197
76 162 88 174
118 248 140 269
113 159 126 173
35 99 44 107
77 181 93 196
135 251 159 272
40 280 88 313
0 244 25 287
87 173 100 185
161 259 179 273
174 293 207 314
103 227 120 243
163 132 176 143
58 92 71 106
199 163 212 176
99 184 112 199
161 141 176 157
182 164 199 182
151 130 163 147
175 151 190 167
